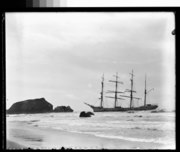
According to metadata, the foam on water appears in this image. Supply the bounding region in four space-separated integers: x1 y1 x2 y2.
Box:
7 111 175 147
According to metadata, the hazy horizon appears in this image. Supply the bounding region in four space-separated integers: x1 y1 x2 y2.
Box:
6 12 175 111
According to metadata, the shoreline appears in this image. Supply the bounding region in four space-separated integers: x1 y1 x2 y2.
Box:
6 121 170 150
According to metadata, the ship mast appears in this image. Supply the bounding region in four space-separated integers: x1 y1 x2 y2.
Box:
120 70 140 109
144 74 147 106
106 72 124 108
129 70 134 109
144 75 154 107
100 74 104 108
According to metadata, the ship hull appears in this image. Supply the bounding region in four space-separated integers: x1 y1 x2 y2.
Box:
89 105 158 112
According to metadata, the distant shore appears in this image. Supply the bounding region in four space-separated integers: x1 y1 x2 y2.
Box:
6 120 171 149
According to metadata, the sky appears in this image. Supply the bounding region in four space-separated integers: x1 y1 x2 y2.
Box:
6 12 175 111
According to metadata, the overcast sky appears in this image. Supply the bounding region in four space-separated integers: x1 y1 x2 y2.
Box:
6 12 175 111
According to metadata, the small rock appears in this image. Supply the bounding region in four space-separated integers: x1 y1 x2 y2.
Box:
79 111 94 117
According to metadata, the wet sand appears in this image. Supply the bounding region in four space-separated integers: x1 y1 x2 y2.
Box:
6 120 169 149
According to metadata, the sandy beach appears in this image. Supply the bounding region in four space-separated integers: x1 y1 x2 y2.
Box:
6 120 170 150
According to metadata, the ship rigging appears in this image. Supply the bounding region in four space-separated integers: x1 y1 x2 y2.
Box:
84 70 158 112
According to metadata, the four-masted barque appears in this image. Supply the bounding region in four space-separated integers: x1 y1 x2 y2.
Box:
84 70 158 112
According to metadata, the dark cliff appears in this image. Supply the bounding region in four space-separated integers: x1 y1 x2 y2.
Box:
7 98 53 114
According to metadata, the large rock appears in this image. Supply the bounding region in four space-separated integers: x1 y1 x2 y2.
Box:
7 98 53 114
79 111 94 117
53 106 73 112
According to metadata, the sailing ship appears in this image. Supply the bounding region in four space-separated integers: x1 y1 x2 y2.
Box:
84 70 158 112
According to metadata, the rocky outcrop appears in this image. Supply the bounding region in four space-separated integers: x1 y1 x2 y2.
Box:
86 111 94 116
79 111 94 117
53 106 73 112
7 98 53 114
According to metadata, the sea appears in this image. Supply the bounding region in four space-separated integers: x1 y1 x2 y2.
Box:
6 111 175 149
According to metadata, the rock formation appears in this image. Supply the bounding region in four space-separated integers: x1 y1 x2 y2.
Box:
7 98 53 114
79 111 94 117
86 111 94 116
53 106 73 112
